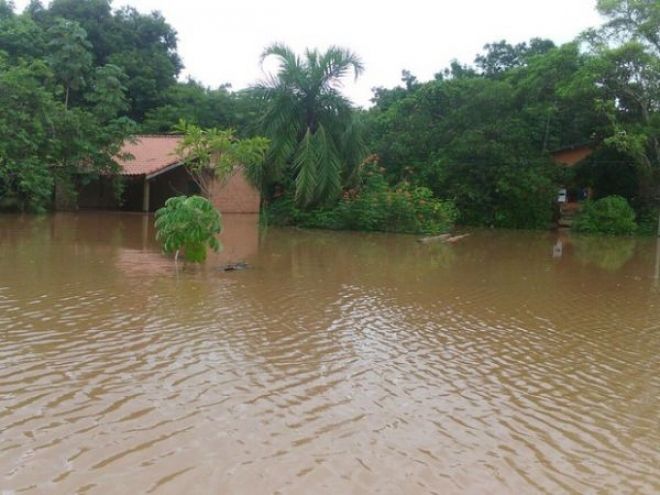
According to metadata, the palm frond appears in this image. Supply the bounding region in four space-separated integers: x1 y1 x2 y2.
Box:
312 123 342 203
293 128 318 206
260 43 300 73
339 116 367 183
259 43 307 90
256 44 365 208
320 46 365 84
262 91 302 177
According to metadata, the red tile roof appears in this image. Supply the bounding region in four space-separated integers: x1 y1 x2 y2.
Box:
115 135 184 177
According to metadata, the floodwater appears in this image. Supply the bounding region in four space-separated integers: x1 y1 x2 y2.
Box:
0 212 658 494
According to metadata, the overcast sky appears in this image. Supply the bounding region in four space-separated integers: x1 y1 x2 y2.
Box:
14 0 604 107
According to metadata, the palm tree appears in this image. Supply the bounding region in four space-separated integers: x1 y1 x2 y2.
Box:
255 43 366 207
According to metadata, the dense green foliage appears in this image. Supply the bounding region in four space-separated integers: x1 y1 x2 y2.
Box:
573 195 638 235
0 0 657 237
142 81 262 136
174 121 269 202
364 44 595 229
351 0 658 231
254 44 366 207
268 160 457 234
0 0 171 211
154 195 222 262
39 0 182 120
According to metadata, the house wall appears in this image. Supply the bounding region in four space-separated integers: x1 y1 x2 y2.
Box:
149 166 196 211
121 178 146 211
77 177 122 210
148 167 260 213
209 168 261 214
71 166 260 213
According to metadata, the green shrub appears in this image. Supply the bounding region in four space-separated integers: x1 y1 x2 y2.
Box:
343 179 456 234
154 195 222 262
572 195 637 235
634 207 659 236
266 173 457 235
0 158 54 213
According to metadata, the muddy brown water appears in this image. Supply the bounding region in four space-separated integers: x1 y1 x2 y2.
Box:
0 212 658 494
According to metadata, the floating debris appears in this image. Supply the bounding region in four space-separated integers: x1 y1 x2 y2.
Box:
220 261 250 272
418 233 452 244
418 233 470 244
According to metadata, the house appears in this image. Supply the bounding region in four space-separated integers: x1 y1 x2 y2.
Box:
550 143 594 227
76 135 260 213
550 143 594 167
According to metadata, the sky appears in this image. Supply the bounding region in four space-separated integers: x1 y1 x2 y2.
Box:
14 0 604 107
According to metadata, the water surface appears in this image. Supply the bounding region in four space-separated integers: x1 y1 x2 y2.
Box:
0 213 658 494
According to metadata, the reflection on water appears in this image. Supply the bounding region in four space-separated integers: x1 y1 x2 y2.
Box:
572 234 638 271
0 213 658 494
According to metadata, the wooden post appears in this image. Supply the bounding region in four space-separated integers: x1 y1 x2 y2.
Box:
141 213 149 251
142 176 150 212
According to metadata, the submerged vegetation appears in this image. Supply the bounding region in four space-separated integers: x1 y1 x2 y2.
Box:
573 195 638 235
154 195 222 263
268 158 457 234
0 0 658 237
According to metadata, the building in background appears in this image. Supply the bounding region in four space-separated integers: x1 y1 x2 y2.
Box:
550 143 594 227
75 135 260 214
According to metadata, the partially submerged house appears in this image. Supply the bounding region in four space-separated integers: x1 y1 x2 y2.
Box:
550 143 594 227
77 135 260 213
550 143 594 168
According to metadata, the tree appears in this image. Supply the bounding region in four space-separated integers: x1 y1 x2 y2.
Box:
365 57 560 229
255 43 366 207
154 195 222 263
0 3 46 62
0 57 58 211
588 0 660 54
28 0 182 120
46 0 115 64
45 17 92 109
0 2 135 212
475 39 555 77
141 80 264 135
106 6 182 120
86 63 129 117
174 121 269 204
574 0 659 208
0 1 12 17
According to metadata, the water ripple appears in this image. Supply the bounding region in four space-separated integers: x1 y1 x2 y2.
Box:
0 215 658 493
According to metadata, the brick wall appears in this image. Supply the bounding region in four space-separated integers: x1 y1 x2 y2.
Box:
210 168 260 214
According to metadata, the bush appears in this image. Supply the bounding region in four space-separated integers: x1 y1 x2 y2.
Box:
154 195 222 262
266 173 457 235
634 207 659 236
432 145 558 229
0 158 54 213
341 176 456 234
572 195 637 235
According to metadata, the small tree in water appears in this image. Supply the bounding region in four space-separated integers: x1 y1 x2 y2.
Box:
154 195 222 263
174 120 269 202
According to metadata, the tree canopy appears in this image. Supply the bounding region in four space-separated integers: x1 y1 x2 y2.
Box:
254 43 366 207
363 0 658 229
0 0 657 235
